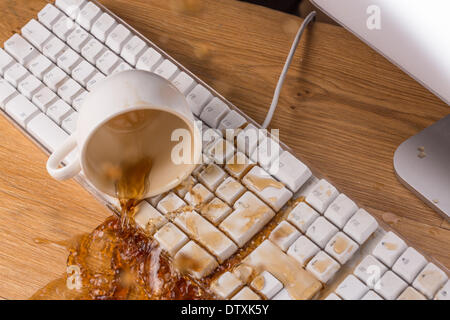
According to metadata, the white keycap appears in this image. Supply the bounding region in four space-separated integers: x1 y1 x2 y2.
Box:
434 280 450 300
81 38 106 64
5 95 39 127
336 275 369 300
86 71 105 91
72 90 88 111
4 34 38 65
172 71 195 95
173 241 218 279
242 166 292 211
91 12 117 42
154 59 178 80
57 48 81 73
324 194 358 229
218 110 246 131
156 192 186 215
18 75 43 99
199 197 232 225
96 50 120 75
375 270 408 300
38 4 63 29
306 217 338 249
28 55 53 80
353 255 387 288
306 251 340 283
174 210 237 263
47 99 73 125
325 232 359 264
76 1 101 31
392 247 427 284
287 235 320 266
173 175 196 198
21 19 52 52
0 79 17 108
250 135 282 173
4 63 29 87
0 49 14 76
121 36 146 66
372 231 407 267
67 26 90 52
361 290 383 300
186 84 212 116
202 127 222 152
184 183 214 206
58 78 83 104
272 289 293 300
269 221 301 252
55 0 86 19
343 208 378 244
305 179 339 214
273 151 311 193
42 36 66 62
215 176 245 205
32 87 57 111
397 287 426 300
43 66 67 91
220 191 275 247
154 222 188 256
106 24 132 54
136 47 162 72
206 138 235 164
72 60 95 87
413 263 448 299
61 111 78 134
27 113 69 152
251 271 283 299
198 163 227 191
236 123 264 157
133 201 167 233
111 62 133 75
225 152 254 179
52 16 76 41
231 287 261 300
287 202 319 233
211 272 243 299
200 97 230 128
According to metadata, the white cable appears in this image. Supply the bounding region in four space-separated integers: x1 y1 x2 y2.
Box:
262 11 317 129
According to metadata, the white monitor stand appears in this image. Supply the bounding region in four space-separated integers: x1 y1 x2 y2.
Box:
310 0 450 219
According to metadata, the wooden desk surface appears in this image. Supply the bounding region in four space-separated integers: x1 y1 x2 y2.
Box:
0 0 448 299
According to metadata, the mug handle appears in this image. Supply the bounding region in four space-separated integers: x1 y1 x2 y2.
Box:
46 135 81 180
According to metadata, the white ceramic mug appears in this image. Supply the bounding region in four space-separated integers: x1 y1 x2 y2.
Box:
47 70 202 198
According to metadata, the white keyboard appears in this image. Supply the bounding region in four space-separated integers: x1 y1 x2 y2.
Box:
0 0 448 300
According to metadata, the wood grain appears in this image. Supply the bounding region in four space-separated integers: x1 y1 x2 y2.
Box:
0 0 448 299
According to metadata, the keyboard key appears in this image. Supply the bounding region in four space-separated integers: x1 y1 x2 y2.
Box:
211 272 243 299
343 208 378 244
198 163 227 191
413 263 448 299
43 66 67 91
172 71 195 95
47 99 73 125
55 0 87 19
174 210 238 263
218 110 246 132
434 280 450 300
32 86 58 111
392 247 427 284
57 48 82 73
335 274 369 300
38 4 63 29
91 12 117 42
325 232 358 264
397 287 426 300
81 38 106 64
200 97 230 128
231 287 261 300
86 71 105 91
52 16 76 41
121 36 146 66
58 78 83 104
250 271 283 299
28 55 53 80
244 240 322 299
242 166 292 211
18 75 43 99
272 289 293 300
173 175 196 198
236 123 263 157
154 222 188 256
200 197 232 225
76 1 102 31
72 60 96 86
111 62 133 75
250 135 282 173
287 235 320 266
154 59 178 80
0 49 14 76
136 47 162 72
61 111 78 134
269 221 300 252
206 138 235 164
72 90 88 111
220 192 275 247
306 251 340 283
305 179 339 214
324 293 342 300
287 202 319 233
375 270 408 300
272 151 311 193
174 241 218 279
360 290 383 300
96 50 120 75
43 36 67 62
215 176 246 205
324 194 358 229
306 216 338 249
156 192 186 215
353 255 387 288
4 63 29 87
67 26 90 52
27 112 69 151
5 95 40 127
21 19 52 51
106 24 132 54
134 201 167 234
4 34 38 65
225 152 254 180
372 231 407 267
184 183 213 206
186 84 212 116
0 79 17 108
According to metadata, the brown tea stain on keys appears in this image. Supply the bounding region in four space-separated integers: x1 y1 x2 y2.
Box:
333 236 349 254
251 274 265 291
245 174 284 191
383 242 398 251
313 259 331 274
